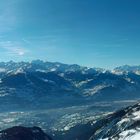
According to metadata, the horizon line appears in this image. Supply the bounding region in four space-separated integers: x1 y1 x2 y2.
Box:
0 59 140 70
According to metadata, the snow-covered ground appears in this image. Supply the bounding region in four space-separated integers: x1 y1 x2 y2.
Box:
131 132 140 140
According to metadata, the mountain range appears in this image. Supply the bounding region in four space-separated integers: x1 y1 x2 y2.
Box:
0 60 140 110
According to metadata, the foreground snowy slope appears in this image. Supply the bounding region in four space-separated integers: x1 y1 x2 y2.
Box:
131 133 140 140
89 102 140 140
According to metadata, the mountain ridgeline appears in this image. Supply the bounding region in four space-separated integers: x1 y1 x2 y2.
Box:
0 60 140 110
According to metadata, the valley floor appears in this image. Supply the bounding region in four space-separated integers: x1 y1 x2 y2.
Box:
0 100 138 140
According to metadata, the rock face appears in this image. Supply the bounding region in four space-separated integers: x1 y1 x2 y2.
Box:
0 126 52 140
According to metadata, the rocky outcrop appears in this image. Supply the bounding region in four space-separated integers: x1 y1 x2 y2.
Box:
0 126 52 140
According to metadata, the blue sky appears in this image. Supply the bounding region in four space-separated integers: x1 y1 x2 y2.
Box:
0 0 140 69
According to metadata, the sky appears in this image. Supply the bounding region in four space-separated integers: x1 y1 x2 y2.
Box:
0 0 140 69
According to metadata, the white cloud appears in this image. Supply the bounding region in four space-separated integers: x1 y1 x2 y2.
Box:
6 46 26 56
0 41 29 56
18 51 25 56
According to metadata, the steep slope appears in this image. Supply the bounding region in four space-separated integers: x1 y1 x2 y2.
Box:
89 102 140 140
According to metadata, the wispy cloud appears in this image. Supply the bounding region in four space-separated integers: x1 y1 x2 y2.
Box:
5 46 26 56
0 41 29 56
22 38 32 45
